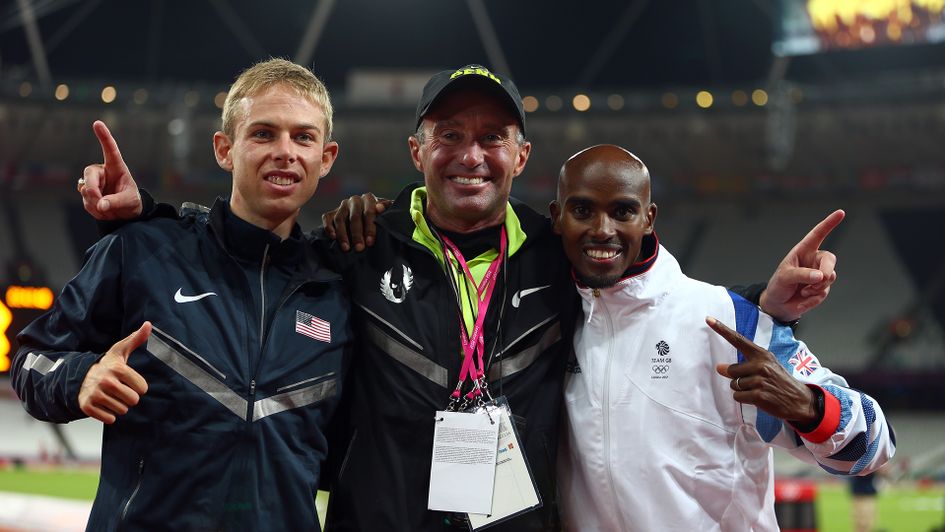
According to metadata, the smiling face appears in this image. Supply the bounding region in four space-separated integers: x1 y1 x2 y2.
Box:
409 86 531 233
214 83 338 238
550 145 657 288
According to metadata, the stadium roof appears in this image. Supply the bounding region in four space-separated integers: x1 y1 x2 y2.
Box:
3 0 945 92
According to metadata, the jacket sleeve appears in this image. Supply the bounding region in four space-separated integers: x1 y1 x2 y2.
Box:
728 283 765 306
10 234 126 423
96 188 180 236
728 292 895 476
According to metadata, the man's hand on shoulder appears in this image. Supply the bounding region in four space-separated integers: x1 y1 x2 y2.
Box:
759 210 844 322
79 121 143 221
321 193 390 252
79 321 151 424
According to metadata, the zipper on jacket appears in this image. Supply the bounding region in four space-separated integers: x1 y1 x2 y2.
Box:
245 379 257 421
119 458 145 524
597 295 626 529
247 245 269 421
258 244 270 349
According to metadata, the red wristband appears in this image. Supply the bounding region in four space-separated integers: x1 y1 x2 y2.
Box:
795 385 840 443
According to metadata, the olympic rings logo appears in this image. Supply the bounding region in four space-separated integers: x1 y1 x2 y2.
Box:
652 364 670 374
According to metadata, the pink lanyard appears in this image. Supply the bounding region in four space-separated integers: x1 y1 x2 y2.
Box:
440 227 507 409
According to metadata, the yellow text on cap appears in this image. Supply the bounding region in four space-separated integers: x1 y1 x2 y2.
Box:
450 67 501 84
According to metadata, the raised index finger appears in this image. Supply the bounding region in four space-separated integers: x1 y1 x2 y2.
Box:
92 120 128 173
795 209 845 256
705 317 765 361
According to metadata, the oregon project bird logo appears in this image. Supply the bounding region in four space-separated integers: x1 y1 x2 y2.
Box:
380 265 414 304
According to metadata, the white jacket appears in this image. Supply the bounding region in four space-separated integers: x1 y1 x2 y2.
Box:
559 242 895 532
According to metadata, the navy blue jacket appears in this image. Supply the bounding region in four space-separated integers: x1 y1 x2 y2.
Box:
11 200 350 531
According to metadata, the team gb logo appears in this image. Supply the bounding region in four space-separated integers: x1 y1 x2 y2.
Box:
380 265 414 303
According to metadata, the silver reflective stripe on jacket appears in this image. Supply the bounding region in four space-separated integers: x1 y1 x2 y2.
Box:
22 352 64 375
489 319 561 381
147 330 248 419
253 379 337 421
366 320 448 387
357 303 424 351
147 326 335 421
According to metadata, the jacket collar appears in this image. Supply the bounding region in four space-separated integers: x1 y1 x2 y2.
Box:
207 198 339 281
378 182 550 259
207 198 303 263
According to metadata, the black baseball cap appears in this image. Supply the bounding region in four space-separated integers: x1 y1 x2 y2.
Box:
414 64 526 136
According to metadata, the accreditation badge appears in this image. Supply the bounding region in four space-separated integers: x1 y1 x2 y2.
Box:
428 408 500 514
466 396 542 530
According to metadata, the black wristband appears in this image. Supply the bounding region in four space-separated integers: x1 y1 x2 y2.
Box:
790 386 825 433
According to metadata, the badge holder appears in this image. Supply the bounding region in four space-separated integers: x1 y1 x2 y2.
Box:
465 395 542 530
429 402 500 515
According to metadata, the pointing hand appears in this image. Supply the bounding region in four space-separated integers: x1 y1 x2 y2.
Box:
79 121 143 221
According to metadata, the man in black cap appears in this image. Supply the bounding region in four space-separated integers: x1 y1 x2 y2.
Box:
78 63 837 531
321 64 572 530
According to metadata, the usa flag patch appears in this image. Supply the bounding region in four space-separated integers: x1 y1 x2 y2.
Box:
789 349 819 377
296 310 331 343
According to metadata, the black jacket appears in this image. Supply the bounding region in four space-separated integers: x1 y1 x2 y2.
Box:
324 184 574 531
12 200 351 531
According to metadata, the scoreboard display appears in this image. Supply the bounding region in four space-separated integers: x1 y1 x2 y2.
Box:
0 285 54 373
775 0 945 55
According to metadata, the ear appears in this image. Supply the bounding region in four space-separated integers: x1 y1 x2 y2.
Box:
319 141 340 178
511 140 532 178
408 134 423 172
213 131 234 172
645 203 658 234
549 200 563 235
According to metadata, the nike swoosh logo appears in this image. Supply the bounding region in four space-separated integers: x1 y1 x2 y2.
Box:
511 285 551 308
174 288 218 304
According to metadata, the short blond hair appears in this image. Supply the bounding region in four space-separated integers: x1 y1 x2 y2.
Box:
221 58 334 141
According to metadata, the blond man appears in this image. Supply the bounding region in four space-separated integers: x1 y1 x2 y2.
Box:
11 59 349 532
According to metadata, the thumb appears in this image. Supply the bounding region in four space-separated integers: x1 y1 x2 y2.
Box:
99 188 141 216
115 321 152 362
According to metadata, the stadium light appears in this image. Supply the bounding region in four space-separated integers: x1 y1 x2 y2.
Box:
54 84 70 101
696 91 713 109
572 94 591 112
101 86 117 104
522 95 539 112
752 89 768 106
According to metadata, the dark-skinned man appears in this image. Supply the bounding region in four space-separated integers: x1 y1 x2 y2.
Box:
551 144 895 531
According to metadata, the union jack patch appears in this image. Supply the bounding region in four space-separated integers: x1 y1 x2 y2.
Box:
788 349 820 377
